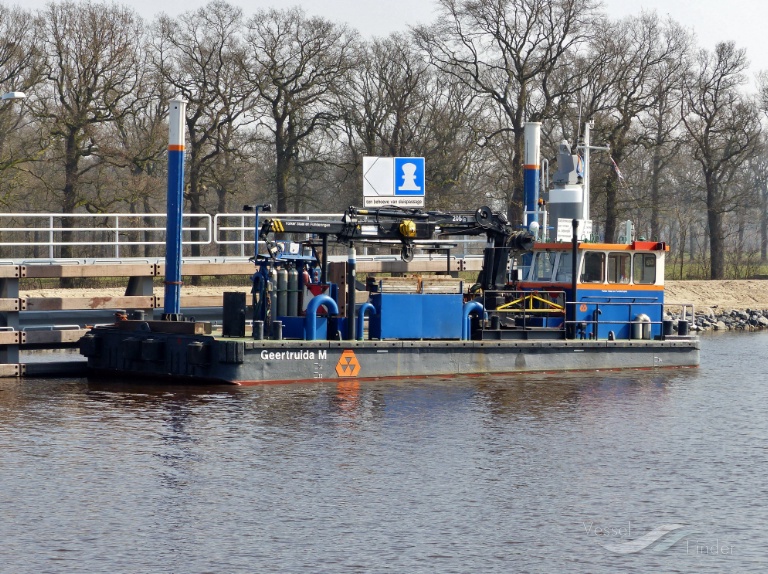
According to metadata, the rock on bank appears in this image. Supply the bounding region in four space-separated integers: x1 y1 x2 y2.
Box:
665 280 768 332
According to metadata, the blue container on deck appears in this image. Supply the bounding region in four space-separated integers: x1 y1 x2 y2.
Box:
369 293 463 339
280 316 327 340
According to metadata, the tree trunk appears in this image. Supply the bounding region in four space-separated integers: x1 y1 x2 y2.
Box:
707 180 725 279
603 142 626 243
187 186 203 286
736 206 745 269
678 228 686 279
60 131 80 287
143 195 152 258
187 150 202 260
689 228 696 263
761 182 767 262
217 186 228 257
650 142 662 241
275 150 291 213
506 129 525 226
603 174 618 243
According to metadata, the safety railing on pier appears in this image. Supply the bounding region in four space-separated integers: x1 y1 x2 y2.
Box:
0 212 486 260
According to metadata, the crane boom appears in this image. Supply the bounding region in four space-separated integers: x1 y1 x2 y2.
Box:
259 205 534 291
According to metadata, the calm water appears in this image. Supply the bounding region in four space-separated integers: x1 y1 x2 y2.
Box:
1 333 766 573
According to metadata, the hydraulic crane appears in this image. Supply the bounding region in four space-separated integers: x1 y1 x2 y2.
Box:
259 205 534 291
254 205 534 341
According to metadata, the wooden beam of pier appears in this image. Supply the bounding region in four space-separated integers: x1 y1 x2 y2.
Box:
178 295 230 308
156 262 257 276
22 263 157 279
25 296 156 311
0 265 22 278
0 331 21 345
0 364 23 377
0 298 24 311
14 258 479 280
22 329 88 345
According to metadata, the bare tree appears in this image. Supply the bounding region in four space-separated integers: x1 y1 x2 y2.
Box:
417 73 489 209
415 0 599 224
682 42 762 279
575 13 689 241
153 0 252 259
98 63 172 256
754 74 768 263
338 34 487 209
33 1 144 260
759 157 768 264
243 7 358 213
0 4 43 209
344 34 430 158
640 42 690 242
740 143 768 264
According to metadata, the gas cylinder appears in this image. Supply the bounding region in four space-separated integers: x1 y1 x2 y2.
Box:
287 265 299 316
268 267 277 322
277 267 288 317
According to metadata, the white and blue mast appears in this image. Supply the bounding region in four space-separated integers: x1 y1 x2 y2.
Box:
163 96 187 319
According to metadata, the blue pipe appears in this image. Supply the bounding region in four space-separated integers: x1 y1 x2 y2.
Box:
356 302 376 341
523 167 540 229
462 301 484 340
304 295 339 340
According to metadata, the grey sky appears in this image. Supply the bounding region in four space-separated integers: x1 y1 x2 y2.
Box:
16 0 768 78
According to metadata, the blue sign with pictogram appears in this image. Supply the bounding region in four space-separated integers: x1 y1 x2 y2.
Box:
363 156 425 207
394 157 425 196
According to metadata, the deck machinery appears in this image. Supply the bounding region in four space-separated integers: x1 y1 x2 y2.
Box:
252 205 535 342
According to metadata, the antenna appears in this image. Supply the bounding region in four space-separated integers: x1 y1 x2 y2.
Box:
576 96 583 144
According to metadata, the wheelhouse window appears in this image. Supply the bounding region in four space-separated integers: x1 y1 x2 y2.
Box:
530 251 557 282
580 252 605 283
633 253 656 284
607 252 631 284
554 251 573 283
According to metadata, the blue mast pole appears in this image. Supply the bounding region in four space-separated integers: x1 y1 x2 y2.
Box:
523 122 541 232
522 122 542 272
164 96 187 319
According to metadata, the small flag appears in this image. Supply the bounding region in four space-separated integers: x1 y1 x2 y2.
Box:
609 156 624 181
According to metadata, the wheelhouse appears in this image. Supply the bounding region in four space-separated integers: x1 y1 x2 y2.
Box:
515 241 669 340
523 241 666 288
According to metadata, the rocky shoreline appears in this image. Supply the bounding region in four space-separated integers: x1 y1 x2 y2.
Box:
667 308 768 333
664 280 768 333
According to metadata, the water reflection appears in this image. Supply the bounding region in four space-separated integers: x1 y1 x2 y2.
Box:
0 367 697 435
0 334 765 572
334 380 361 415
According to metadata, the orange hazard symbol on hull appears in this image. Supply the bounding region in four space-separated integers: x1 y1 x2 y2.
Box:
335 349 361 377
